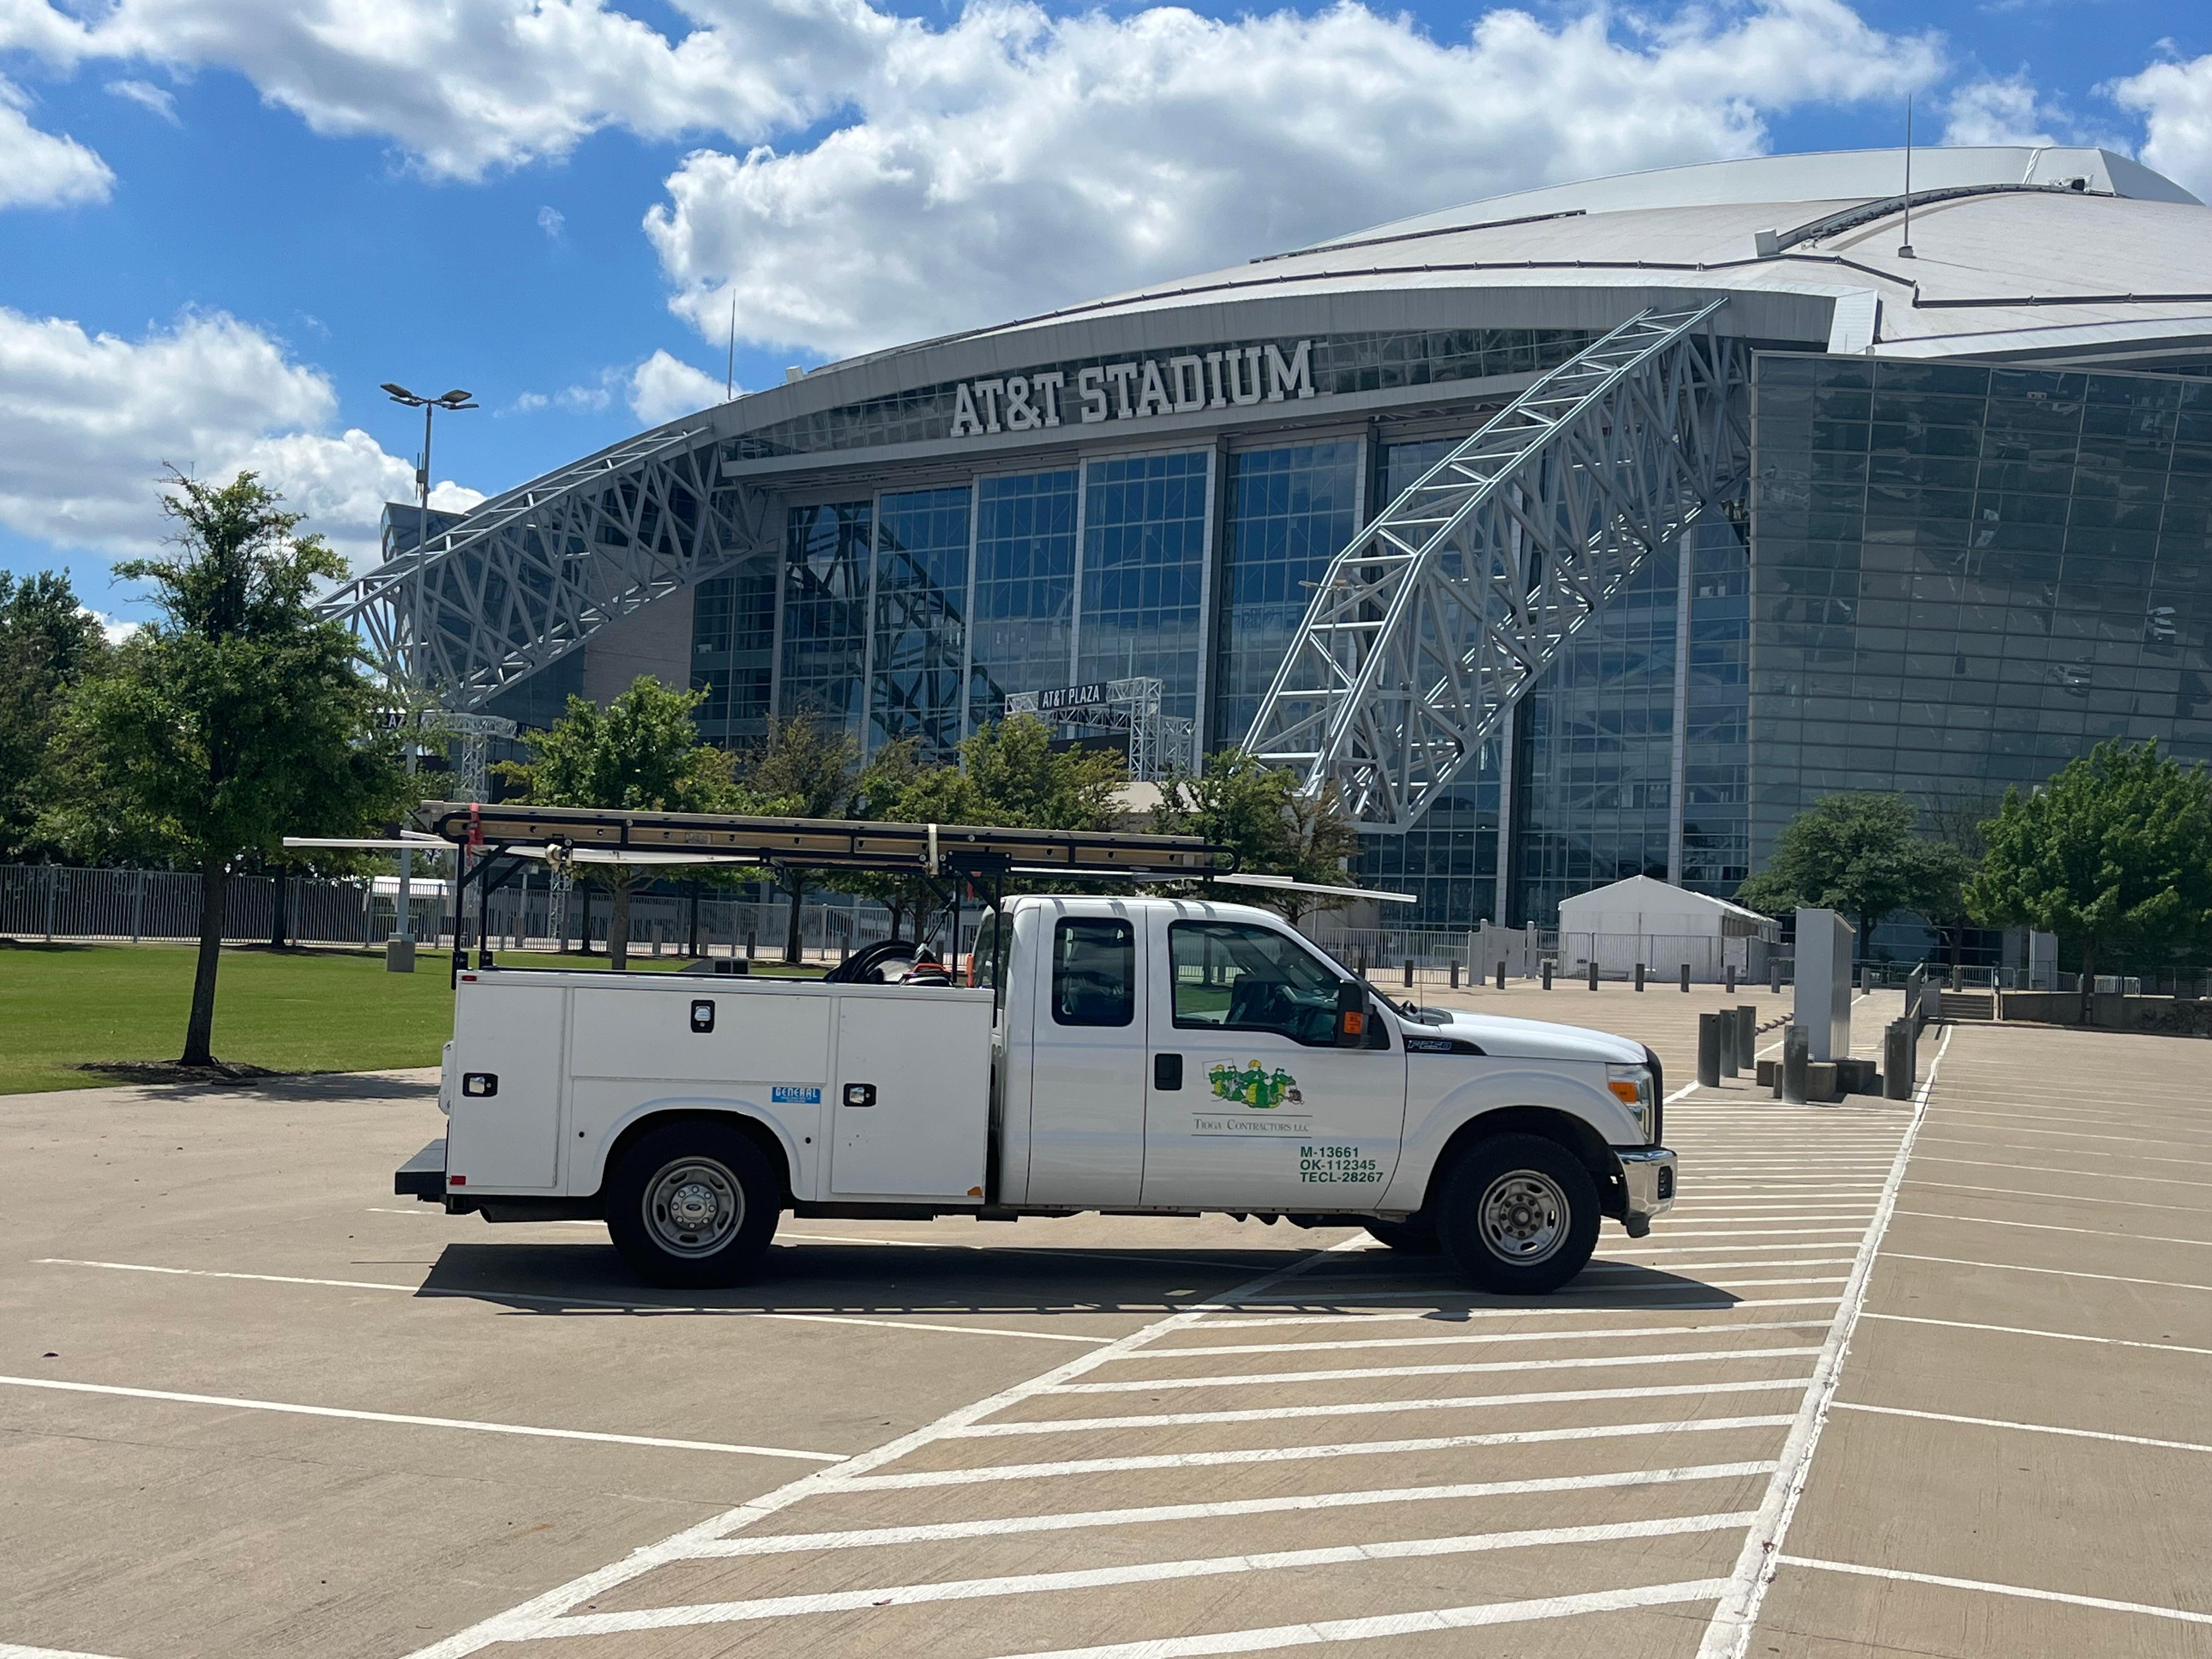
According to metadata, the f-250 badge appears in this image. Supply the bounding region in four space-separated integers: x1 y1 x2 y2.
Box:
1207 1061 1302 1108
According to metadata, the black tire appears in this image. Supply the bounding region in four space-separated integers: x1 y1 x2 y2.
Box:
1433 1132 1600 1295
606 1120 782 1288
1363 1218 1442 1254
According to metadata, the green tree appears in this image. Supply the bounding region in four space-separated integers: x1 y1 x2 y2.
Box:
1150 747 1361 924
735 714 864 962
42 472 405 1067
1734 791 1972 958
959 714 1123 831
506 675 736 969
0 570 110 860
1967 740 2212 1013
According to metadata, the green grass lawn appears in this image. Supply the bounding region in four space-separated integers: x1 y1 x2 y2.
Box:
0 943 825 1095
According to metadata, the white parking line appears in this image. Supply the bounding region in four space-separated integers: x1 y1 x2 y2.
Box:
1777 1556 2212 1627
32 1259 1111 1345
1695 1022 1954 1659
1156 1320 1833 1357
1912 1155 2212 1189
1830 1401 2212 1454
1055 1346 1822 1393
680 1462 1780 1557
1914 1136 2207 1171
953 1376 1813 1434
1889 1212 2212 1248
0 1373 844 1461
1861 1311 2212 1356
1923 1116 2210 1150
545 1513 1756 1635
825 1415 1796 1489
1235 1274 1844 1303
1904 1179 2212 1214
988 1578 1737 1659
399 1236 1373 1657
0 1644 137 1658
1199 1295 1843 1330
1881 1254 2212 1293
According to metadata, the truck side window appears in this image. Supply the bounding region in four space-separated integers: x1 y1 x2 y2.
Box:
1169 921 1347 1048
1051 918 1135 1027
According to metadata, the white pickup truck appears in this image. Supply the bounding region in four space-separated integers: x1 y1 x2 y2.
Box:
397 891 1675 1294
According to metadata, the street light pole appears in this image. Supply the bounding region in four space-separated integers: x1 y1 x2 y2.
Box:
379 382 477 971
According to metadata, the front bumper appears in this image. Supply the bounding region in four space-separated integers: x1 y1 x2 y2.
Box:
1616 1147 1677 1237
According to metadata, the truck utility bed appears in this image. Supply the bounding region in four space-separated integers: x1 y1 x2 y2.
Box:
438 967 997 1207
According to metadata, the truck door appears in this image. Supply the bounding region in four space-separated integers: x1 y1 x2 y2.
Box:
1141 914 1406 1211
1023 909 1147 1206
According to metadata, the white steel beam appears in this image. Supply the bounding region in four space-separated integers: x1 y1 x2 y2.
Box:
1242 303 1751 831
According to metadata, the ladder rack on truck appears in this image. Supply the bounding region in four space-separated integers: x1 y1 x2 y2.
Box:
387 804 1676 1294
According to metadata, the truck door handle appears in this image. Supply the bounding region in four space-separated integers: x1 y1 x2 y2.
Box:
1154 1053 1183 1091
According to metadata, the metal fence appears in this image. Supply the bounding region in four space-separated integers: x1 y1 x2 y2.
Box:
0 864 965 965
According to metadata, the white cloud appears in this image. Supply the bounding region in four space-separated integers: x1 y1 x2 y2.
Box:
2109 53 2212 200
1943 74 2059 146
0 306 478 567
628 349 725 425
537 202 565 239
0 78 112 207
105 76 178 122
645 0 1949 357
80 608 139 645
0 0 848 178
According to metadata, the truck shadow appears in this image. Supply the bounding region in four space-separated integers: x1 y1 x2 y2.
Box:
411 1240 1740 1319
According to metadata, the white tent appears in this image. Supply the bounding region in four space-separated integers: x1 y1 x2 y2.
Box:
1555 876 1779 983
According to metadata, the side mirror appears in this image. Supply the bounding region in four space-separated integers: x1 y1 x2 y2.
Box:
1335 980 1369 1049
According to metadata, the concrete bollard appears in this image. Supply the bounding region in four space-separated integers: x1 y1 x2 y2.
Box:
1769 962 1782 994
1884 1020 1914 1099
1679 962 1691 993
1736 1003 1756 1063
1542 960 1554 991
1725 964 1737 994
746 931 757 961
1449 962 1459 989
1403 960 1415 989
1697 1012 1722 1088
1719 1010 1739 1077
1781 1025 1810 1105
1587 960 1599 991
1634 962 1646 993
1496 961 1506 990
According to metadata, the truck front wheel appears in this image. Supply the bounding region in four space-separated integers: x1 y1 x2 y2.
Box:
607 1122 781 1288
1434 1132 1599 1295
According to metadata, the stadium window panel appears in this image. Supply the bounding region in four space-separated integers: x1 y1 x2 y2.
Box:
871 486 973 758
969 469 1079 732
780 501 873 740
1212 441 1361 748
1077 451 1211 725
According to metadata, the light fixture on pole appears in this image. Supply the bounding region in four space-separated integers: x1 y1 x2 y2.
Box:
378 382 477 971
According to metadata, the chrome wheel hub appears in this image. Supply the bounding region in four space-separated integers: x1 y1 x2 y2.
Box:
644 1156 742 1256
1477 1169 1570 1264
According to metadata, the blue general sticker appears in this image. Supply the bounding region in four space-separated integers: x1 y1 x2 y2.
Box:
771 1085 822 1105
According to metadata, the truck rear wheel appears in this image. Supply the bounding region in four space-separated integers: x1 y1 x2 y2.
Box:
607 1121 781 1288
1434 1132 1599 1295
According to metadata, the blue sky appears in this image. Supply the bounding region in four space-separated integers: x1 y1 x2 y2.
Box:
3 0 2209 629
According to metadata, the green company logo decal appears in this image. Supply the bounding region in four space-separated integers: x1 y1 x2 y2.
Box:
1207 1060 1302 1109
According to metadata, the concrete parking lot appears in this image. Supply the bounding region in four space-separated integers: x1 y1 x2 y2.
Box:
3 987 2205 1658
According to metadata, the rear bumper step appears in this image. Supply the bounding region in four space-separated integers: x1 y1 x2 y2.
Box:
395 1137 447 1201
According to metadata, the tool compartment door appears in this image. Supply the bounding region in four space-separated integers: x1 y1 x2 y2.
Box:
831 991 994 1200
444 980 566 1190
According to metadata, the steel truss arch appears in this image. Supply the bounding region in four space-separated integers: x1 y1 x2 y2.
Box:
1242 301 1751 831
317 426 775 711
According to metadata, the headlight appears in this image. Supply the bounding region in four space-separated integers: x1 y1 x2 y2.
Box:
1606 1063 1654 1138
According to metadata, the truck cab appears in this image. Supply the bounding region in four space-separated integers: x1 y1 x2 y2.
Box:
404 890 1674 1296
